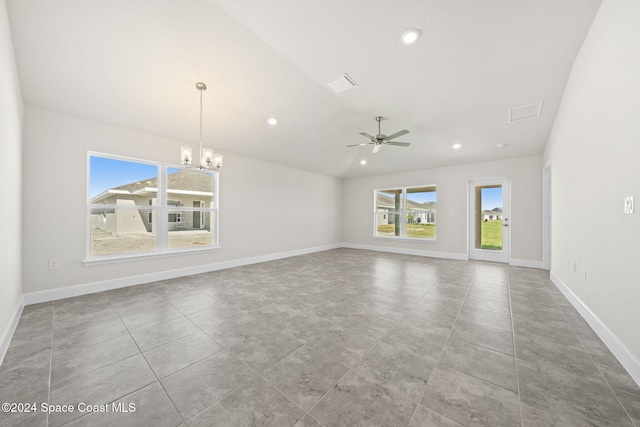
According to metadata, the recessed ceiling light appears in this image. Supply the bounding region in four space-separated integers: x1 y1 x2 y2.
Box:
452 143 462 150
267 117 278 126
401 29 422 44
496 143 505 149
360 160 367 165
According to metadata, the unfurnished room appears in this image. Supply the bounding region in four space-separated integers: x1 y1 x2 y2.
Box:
1 0 639 426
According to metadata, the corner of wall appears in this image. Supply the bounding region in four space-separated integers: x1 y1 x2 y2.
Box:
550 271 640 387
0 297 24 366
0 0 25 366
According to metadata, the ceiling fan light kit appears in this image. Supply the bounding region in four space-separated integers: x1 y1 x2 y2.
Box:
347 116 411 154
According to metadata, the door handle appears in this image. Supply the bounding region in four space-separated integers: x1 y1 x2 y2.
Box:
503 224 509 227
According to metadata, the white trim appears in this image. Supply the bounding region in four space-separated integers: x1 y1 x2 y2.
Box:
342 243 468 261
24 244 342 306
373 236 437 243
26 245 547 310
542 161 551 270
373 185 437 240
471 249 508 263
86 153 220 260
550 272 640 387
83 245 221 266
0 297 24 367
468 178 510 263
509 258 544 269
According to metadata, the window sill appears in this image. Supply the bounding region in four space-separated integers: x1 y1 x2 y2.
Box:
373 236 437 243
83 245 221 266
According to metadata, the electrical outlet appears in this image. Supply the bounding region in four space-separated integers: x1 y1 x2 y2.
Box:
573 262 577 274
48 259 60 270
624 196 634 214
584 269 587 281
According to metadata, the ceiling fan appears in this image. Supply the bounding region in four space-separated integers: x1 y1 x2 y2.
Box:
347 116 411 153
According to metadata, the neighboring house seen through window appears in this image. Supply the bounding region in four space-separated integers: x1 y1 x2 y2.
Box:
88 154 219 259
374 185 436 239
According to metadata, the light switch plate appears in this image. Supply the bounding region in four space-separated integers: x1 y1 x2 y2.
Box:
624 196 634 214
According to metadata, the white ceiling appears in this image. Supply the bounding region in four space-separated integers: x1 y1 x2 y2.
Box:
6 0 601 178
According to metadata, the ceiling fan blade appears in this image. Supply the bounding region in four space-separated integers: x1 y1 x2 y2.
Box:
386 141 411 147
359 132 375 140
386 129 409 140
372 144 381 154
346 142 371 147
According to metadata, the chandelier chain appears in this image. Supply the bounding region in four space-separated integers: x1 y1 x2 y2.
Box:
199 85 204 161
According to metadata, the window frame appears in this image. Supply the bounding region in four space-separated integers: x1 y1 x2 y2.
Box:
85 152 219 264
373 185 437 241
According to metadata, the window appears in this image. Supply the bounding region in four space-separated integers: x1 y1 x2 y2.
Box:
167 200 183 223
374 185 436 239
88 154 218 260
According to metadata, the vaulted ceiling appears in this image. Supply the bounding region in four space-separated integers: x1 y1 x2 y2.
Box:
6 0 601 178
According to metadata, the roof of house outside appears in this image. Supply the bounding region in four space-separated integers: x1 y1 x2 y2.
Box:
376 193 436 211
90 169 213 203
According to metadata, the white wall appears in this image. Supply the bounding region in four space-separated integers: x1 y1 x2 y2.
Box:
0 0 23 359
342 155 542 265
544 0 640 367
22 106 342 294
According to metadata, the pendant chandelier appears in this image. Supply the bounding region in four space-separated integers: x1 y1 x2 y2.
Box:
180 82 223 170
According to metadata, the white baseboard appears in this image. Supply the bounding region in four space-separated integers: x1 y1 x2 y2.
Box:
509 258 544 269
23 244 544 306
342 243 469 261
24 244 341 305
550 271 640 387
0 297 24 367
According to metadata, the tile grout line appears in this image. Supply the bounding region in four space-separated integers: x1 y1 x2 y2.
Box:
506 269 525 427
552 287 639 427
406 272 477 427
260 299 408 424
302 358 354 426
6 251 637 427
515 272 638 427
253 345 331 426
105 290 187 426
180 351 305 426
47 302 55 427
158 298 313 424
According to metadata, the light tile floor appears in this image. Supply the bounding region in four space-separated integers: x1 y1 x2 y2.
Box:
1 249 639 426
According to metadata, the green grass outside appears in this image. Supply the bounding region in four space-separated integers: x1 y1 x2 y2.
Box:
376 220 500 246
377 223 436 239
481 220 503 250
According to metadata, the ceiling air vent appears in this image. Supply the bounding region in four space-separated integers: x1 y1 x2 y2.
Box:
508 101 543 122
325 73 357 94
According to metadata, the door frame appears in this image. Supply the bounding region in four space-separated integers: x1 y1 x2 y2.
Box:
468 178 510 263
